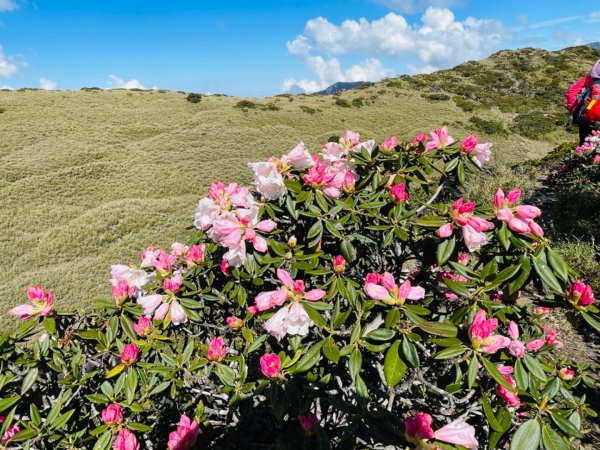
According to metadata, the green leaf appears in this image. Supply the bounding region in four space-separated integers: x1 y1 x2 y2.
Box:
349 348 362 381
50 409 75 430
302 303 326 328
43 316 56 334
497 222 511 251
0 396 20 413
444 279 471 297
434 346 466 360
547 248 569 282
481 392 504 432
581 311 600 333
366 328 395 341
20 368 38 395
9 428 38 442
417 321 457 337
127 422 153 432
340 240 357 262
215 364 236 387
523 354 547 382
467 355 478 388
322 337 340 363
93 431 113 450
125 368 138 404
436 237 455 266
514 359 529 391
542 425 570 450
383 340 406 387
481 357 514 390
401 339 419 367
292 341 324 373
549 411 582 438
106 364 125 379
533 258 563 293
511 419 541 450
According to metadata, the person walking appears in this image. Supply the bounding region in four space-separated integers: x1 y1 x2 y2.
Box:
566 59 600 144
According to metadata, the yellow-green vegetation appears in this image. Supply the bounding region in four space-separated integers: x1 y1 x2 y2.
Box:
0 45 598 328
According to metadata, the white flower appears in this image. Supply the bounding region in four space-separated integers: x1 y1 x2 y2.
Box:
471 142 492 168
264 306 289 341
247 161 287 200
283 142 314 168
286 302 313 336
193 197 220 230
170 300 188 325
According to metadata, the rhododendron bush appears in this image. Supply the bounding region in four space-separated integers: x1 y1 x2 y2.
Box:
2 128 599 449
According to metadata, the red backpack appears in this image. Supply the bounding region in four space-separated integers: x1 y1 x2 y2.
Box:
584 82 600 123
574 80 600 125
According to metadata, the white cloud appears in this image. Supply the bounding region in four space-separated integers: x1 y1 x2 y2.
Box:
39 78 58 90
0 84 13 90
107 75 146 90
0 45 18 78
374 0 466 14
284 7 510 91
587 11 600 24
0 0 18 12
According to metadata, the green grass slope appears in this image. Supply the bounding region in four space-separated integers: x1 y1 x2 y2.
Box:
0 45 598 327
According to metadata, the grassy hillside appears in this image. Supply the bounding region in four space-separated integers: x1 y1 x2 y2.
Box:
0 45 598 328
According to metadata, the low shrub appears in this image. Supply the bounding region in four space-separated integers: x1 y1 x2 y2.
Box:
335 98 351 108
422 93 450 101
351 98 364 108
469 116 507 135
453 96 478 112
1 127 598 449
299 106 316 114
186 93 202 103
511 112 560 140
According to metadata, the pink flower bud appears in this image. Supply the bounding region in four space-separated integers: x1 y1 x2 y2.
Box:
226 316 243 329
163 275 183 294
508 218 530 235
112 280 135 305
404 412 434 442
460 134 478 153
207 337 227 362
333 255 346 274
299 412 318 436
525 339 545 351
220 259 232 276
558 368 575 380
515 205 541 220
437 223 454 238
101 403 123 426
390 183 409 203
113 429 140 450
168 414 199 450
184 244 205 268
260 353 281 378
120 344 139 365
133 316 152 337
568 281 595 307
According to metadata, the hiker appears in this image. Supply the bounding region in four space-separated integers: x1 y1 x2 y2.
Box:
566 59 600 144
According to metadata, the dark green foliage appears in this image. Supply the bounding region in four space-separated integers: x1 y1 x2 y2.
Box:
511 112 561 139
235 100 281 111
453 96 478 112
80 87 102 91
423 93 451 101
299 105 316 114
385 80 403 89
335 98 351 108
186 93 202 103
469 116 507 135
352 97 364 108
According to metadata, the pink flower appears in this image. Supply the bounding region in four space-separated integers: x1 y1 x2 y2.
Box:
363 272 425 306
284 142 314 169
120 344 139 365
333 255 346 274
460 134 479 153
458 253 469 264
220 259 232 276
299 412 318 436
184 244 205 268
260 353 281 378
137 294 163 317
380 136 398 151
152 249 177 273
207 337 227 362
168 414 199 450
497 376 521 408
567 281 595 307
208 182 253 209
163 274 183 294
411 132 428 147
447 198 493 252
9 286 55 320
426 126 454 150
594 155 600 165
437 222 454 238
525 339 545 351
469 310 510 354
1 421 20 444
133 316 152 337
101 404 123 426
543 328 563 348
508 217 530 234
390 183 409 203
113 429 140 450
558 368 575 380
113 280 135 305
170 300 188 325
226 316 243 329
533 306 550 315
404 412 434 442
253 269 325 313
171 242 189 257
434 418 478 449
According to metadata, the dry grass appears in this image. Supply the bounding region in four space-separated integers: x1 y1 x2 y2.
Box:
0 53 584 327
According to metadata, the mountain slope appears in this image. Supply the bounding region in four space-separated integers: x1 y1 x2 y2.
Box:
0 44 598 327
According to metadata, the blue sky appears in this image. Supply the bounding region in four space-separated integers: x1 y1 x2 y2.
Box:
0 0 599 96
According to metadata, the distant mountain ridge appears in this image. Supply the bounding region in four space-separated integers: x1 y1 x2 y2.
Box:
587 42 600 50
314 81 370 95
